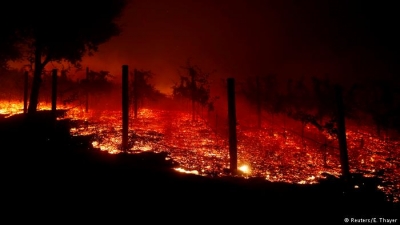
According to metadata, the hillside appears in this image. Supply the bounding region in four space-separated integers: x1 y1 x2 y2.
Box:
0 112 398 224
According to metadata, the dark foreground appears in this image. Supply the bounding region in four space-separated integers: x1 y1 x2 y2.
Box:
1 112 399 224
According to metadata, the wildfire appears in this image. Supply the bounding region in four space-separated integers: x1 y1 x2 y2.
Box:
0 101 61 117
1 100 399 203
238 165 250 174
174 167 200 175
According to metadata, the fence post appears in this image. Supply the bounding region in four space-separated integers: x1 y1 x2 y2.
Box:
133 69 138 119
52 69 58 115
227 78 237 174
24 71 29 114
335 85 350 182
122 65 129 152
191 70 196 121
85 67 89 113
256 76 262 129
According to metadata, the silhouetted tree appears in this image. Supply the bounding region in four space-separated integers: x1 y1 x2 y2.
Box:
0 68 25 100
239 74 283 128
129 69 161 117
86 70 115 94
0 0 127 114
353 79 400 136
285 76 313 145
0 25 20 70
172 61 213 121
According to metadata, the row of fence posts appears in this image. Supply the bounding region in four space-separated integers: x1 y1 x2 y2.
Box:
119 65 241 173
244 75 351 180
24 65 137 151
25 65 122 115
33 65 350 181
120 65 350 179
23 69 59 117
23 68 71 115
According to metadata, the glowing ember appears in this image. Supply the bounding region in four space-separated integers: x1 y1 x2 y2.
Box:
174 167 199 175
0 100 71 117
1 100 399 203
238 165 250 174
92 141 99 148
0 101 22 116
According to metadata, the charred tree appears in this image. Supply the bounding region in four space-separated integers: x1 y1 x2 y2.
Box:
172 61 212 122
129 69 157 117
28 43 46 114
5 1 127 115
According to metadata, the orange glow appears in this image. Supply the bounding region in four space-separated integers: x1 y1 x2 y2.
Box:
174 167 200 175
1 100 399 203
238 165 250 174
0 100 72 117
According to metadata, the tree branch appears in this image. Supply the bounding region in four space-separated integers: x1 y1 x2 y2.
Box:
41 55 52 68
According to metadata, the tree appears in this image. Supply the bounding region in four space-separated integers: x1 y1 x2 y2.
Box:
353 79 400 136
172 61 213 121
0 25 21 70
310 75 336 124
1 0 127 114
0 68 25 100
238 74 279 128
85 70 115 94
130 69 161 118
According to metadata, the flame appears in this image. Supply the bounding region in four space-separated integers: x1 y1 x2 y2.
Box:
174 167 199 175
1 100 399 203
238 165 250 174
92 141 99 148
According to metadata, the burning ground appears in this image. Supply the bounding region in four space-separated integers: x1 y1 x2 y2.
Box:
68 107 399 203
2 100 396 203
1 100 399 222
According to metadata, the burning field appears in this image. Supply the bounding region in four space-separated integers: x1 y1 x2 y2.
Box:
1 100 399 203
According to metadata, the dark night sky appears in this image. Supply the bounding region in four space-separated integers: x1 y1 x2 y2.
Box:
67 0 399 93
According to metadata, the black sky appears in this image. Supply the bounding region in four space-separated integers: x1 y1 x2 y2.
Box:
75 0 400 93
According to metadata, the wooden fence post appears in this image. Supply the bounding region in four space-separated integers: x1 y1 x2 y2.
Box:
122 65 129 152
335 85 350 182
227 78 237 174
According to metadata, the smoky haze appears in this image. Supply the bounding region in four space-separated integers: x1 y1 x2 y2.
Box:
60 0 399 94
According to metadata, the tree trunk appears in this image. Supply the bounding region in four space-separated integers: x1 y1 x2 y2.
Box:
28 45 43 114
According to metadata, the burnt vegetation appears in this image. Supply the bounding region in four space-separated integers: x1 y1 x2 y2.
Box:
239 74 400 138
1 1 399 222
0 0 128 113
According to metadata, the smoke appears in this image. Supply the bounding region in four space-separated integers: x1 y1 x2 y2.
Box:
9 0 398 95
